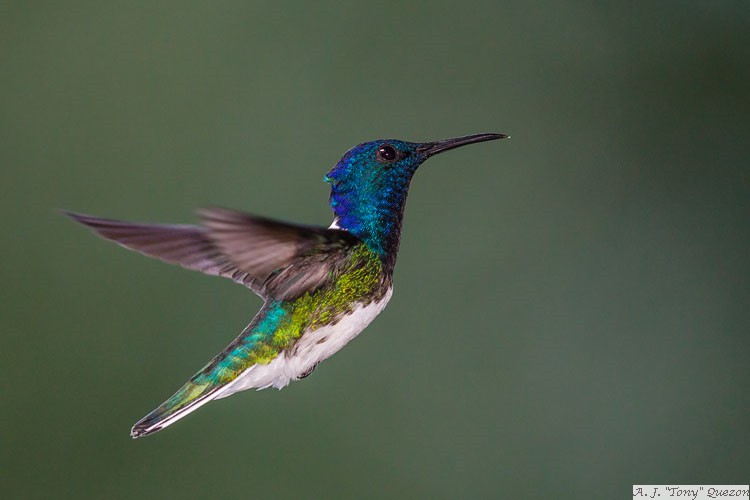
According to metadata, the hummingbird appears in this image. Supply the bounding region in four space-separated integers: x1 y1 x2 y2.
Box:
65 133 507 438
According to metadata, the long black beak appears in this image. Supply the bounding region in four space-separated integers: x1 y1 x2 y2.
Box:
417 133 508 157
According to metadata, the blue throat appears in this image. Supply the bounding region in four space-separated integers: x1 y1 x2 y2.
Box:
328 172 412 258
325 140 420 262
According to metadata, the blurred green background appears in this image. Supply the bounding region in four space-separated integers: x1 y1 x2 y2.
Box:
2 2 748 498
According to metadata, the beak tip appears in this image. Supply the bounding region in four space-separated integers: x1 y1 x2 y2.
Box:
419 132 509 156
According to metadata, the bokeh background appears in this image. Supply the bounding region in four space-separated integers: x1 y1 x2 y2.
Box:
2 2 748 498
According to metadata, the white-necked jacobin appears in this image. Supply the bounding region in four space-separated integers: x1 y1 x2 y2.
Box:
66 133 507 438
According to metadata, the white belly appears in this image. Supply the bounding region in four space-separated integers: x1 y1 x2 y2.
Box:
216 286 393 397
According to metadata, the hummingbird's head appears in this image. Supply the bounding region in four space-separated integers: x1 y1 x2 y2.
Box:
325 133 507 256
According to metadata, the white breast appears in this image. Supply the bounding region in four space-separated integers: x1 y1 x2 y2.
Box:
216 286 393 397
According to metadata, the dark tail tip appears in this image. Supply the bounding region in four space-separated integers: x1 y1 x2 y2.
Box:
130 423 162 439
130 413 164 439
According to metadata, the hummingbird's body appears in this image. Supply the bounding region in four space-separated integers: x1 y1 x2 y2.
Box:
67 133 505 437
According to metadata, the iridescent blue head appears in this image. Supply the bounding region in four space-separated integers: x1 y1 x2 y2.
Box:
325 133 506 259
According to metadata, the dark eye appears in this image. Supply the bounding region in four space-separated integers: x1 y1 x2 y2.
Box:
376 144 397 163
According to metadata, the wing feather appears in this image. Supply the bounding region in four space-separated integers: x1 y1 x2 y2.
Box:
64 208 360 300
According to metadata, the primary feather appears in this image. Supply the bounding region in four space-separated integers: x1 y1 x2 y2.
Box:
64 209 359 300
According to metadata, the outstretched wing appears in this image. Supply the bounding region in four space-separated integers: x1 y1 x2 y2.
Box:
64 208 360 300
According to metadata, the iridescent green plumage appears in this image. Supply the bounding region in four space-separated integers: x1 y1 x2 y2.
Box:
65 133 506 438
